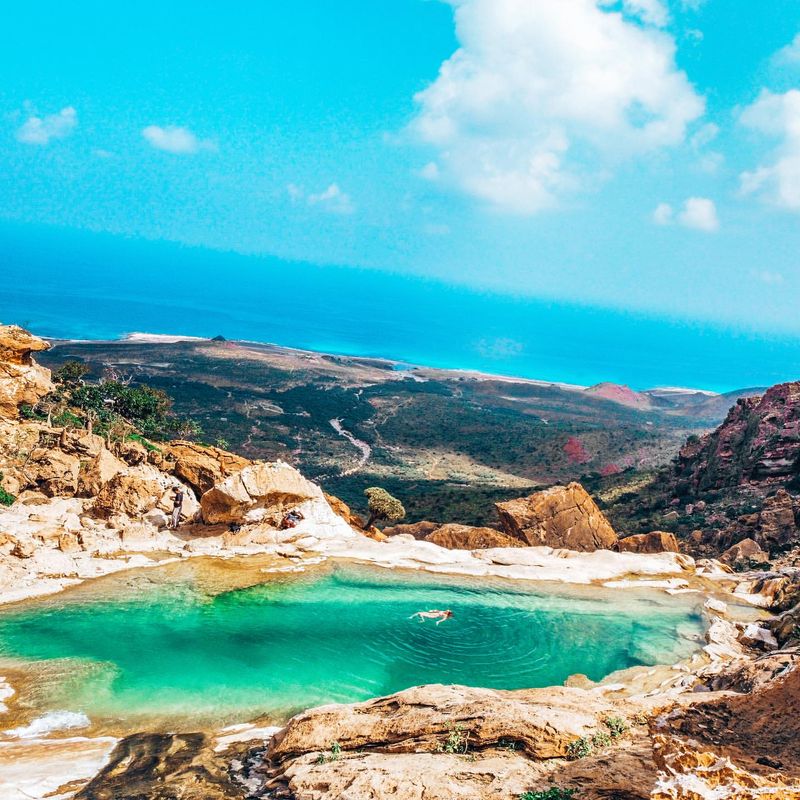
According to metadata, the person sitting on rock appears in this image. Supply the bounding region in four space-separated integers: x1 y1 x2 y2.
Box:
410 610 453 625
170 488 184 529
280 509 304 530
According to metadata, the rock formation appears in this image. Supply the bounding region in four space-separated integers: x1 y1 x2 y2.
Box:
425 523 524 550
674 382 800 492
495 482 618 551
617 531 679 554
0 325 53 418
162 441 250 496
200 461 323 524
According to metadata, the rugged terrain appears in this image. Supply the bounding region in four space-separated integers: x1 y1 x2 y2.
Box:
37 337 755 526
1 325 800 799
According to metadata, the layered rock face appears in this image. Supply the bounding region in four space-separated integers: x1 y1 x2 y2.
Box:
495 482 618 551
0 325 53 418
425 523 524 550
617 531 679 554
675 382 800 492
200 462 324 524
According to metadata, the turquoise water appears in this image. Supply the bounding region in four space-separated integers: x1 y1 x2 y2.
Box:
3 223 800 391
0 565 704 728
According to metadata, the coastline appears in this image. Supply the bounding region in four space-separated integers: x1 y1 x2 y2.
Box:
46 330 722 397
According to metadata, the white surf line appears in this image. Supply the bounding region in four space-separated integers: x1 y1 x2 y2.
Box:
330 418 371 475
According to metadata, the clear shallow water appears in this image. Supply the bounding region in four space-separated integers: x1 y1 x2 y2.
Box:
0 564 704 730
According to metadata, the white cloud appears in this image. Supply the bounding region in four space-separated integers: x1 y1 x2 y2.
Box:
600 0 668 28
287 183 355 214
419 161 440 181
740 90 800 210
16 106 77 145
752 269 784 286
678 196 718 231
410 0 704 214
774 33 800 65
142 125 215 155
652 202 673 225
653 197 718 231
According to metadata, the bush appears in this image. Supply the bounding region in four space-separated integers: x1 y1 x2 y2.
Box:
603 717 629 739
520 788 577 800
565 737 593 760
0 474 14 507
437 723 470 755
364 486 406 528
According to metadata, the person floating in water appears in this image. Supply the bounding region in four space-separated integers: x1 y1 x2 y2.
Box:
410 609 453 625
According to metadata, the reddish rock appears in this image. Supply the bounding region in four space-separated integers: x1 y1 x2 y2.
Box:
384 521 441 540
164 441 251 497
495 483 617 552
617 531 679 554
0 325 53 418
425 524 524 550
719 538 769 569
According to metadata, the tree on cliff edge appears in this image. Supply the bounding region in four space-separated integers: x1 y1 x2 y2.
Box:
364 487 405 529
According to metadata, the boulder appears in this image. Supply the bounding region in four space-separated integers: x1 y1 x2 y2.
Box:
27 448 81 496
200 462 321 525
268 683 618 766
719 538 770 569
57 531 83 553
617 531 679 554
425 524 524 550
59 429 105 458
164 441 250 497
0 325 53 418
495 483 617 551
384 520 441 540
115 439 149 466
78 448 126 497
92 474 164 519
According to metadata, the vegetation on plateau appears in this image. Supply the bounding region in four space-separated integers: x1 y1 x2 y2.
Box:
364 486 406 528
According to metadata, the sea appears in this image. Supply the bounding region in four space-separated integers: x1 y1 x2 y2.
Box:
2 222 799 393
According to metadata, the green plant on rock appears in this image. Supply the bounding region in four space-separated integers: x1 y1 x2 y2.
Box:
0 474 14 507
437 723 470 755
603 716 629 739
519 788 577 800
363 486 405 528
590 731 612 748
315 740 342 764
565 736 593 760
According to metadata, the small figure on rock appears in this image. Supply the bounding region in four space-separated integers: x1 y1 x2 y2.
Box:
171 487 184 529
280 509 304 530
410 610 453 625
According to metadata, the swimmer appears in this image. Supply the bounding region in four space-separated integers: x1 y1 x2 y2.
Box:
410 609 453 625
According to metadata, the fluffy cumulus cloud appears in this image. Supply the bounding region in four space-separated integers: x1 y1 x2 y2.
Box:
16 106 77 145
652 197 718 231
142 125 215 155
411 0 704 214
740 90 800 210
287 183 355 214
774 33 800 66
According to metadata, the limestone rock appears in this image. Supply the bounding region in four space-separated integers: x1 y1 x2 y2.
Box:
58 531 83 553
495 483 617 551
165 441 251 497
268 683 618 766
0 325 53 418
92 474 164 518
324 492 366 530
115 439 149 466
78 448 126 497
27 447 81 496
200 462 322 524
384 520 440 540
425 524 524 550
719 538 769 569
59 429 105 458
617 531 679 554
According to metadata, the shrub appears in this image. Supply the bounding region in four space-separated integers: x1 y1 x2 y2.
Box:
315 741 342 764
0 474 14 507
519 788 577 800
603 717 629 739
437 723 470 755
565 737 593 760
364 486 406 528
591 731 612 748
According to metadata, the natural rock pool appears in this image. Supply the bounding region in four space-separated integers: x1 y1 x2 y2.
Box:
0 561 705 732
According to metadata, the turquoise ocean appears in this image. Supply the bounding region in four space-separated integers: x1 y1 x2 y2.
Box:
2 222 799 392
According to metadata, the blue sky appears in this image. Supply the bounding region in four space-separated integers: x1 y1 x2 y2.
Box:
3 0 800 335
